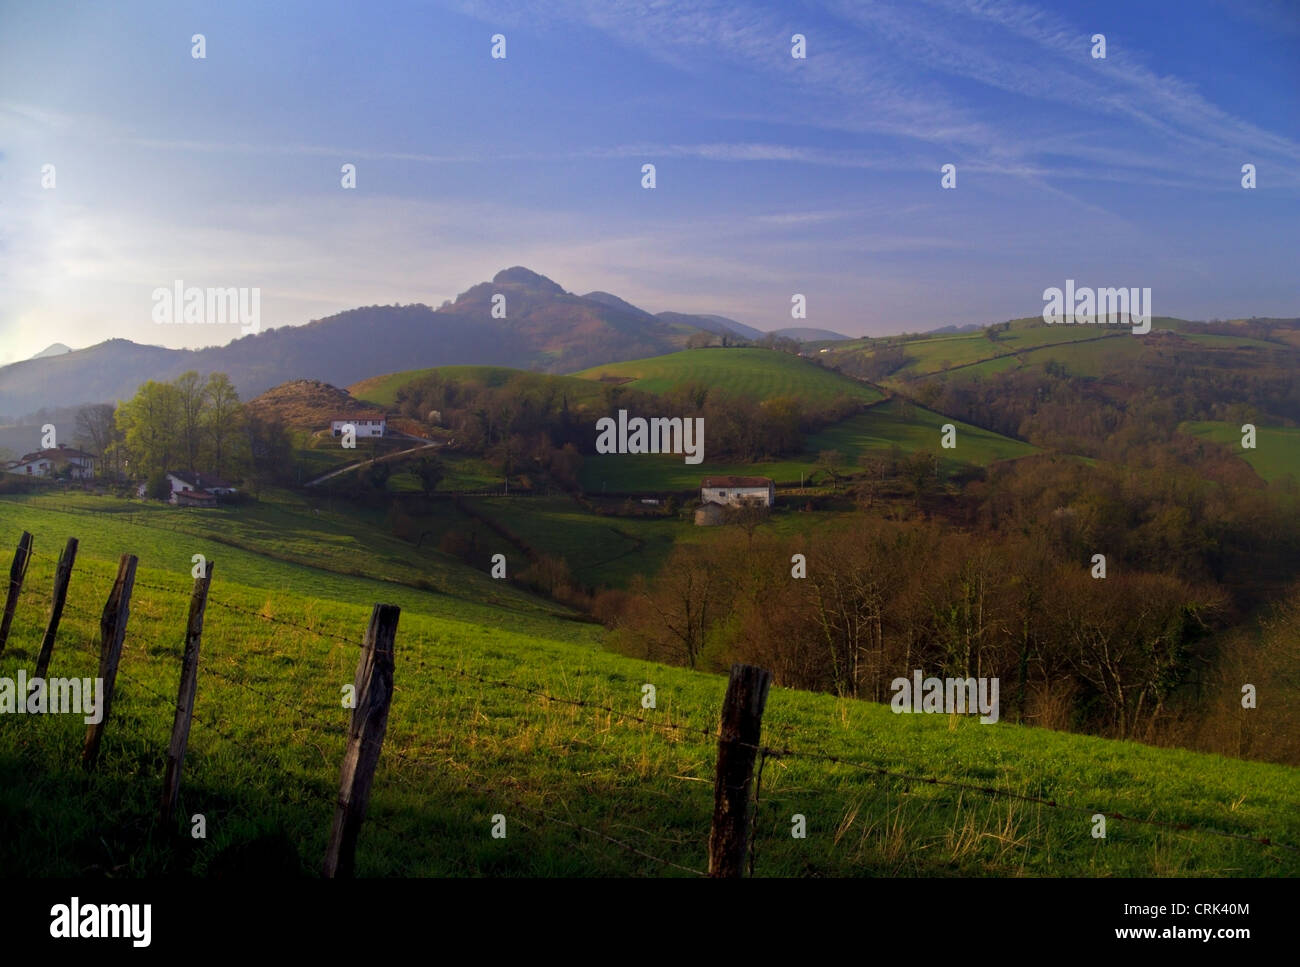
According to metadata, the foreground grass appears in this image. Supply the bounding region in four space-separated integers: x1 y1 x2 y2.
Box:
0 492 591 643
0 512 1297 878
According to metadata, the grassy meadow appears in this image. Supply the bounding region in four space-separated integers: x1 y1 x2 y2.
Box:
575 347 885 404
1 495 1298 877
351 365 606 410
1180 421 1300 484
579 399 1038 492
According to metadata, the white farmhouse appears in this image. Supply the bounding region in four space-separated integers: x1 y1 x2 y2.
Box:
331 413 387 438
6 444 96 479
165 470 237 499
700 475 775 508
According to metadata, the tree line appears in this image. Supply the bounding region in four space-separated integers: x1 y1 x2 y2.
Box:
393 368 865 484
73 371 292 492
599 450 1300 763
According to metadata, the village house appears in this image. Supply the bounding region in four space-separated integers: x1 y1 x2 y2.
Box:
5 443 96 479
695 475 776 526
165 470 237 505
700 475 775 508
330 413 387 438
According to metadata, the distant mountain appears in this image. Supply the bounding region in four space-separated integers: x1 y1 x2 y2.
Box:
0 267 748 418
31 343 73 359
581 291 659 323
771 327 848 341
656 311 764 342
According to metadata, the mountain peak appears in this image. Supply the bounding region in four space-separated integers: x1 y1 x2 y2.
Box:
491 266 564 293
31 342 73 359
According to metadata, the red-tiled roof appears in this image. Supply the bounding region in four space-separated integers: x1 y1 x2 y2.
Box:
15 447 95 464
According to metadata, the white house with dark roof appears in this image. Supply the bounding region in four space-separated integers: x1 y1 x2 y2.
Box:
330 412 387 438
700 475 775 507
5 444 96 479
165 470 237 500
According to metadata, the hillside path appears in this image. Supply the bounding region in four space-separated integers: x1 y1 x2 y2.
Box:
303 440 442 487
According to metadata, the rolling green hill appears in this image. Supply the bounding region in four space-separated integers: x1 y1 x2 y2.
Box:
579 398 1039 492
350 365 606 410
575 348 884 405
1180 421 1300 483
1 500 1296 877
823 316 1299 386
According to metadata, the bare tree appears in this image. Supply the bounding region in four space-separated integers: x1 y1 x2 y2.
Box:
76 403 122 476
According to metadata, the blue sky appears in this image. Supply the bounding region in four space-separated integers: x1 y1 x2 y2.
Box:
1 0 1297 362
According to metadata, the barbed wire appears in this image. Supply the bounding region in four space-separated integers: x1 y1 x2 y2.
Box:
6 533 1299 863
374 737 707 876
757 743 1300 854
405 649 723 746
120 648 702 874
204 597 361 647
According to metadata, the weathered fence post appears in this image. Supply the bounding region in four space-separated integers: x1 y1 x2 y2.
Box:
0 530 33 657
81 554 138 770
34 537 78 679
160 560 213 828
322 602 399 878
708 663 772 878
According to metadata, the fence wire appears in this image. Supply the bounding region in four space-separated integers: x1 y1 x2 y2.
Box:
3 532 1298 875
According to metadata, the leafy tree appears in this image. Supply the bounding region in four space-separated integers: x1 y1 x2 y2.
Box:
414 454 444 497
174 370 208 471
816 449 846 482
204 372 244 477
146 471 171 501
117 380 182 476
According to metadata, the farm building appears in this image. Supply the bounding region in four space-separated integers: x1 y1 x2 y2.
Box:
700 475 775 508
331 413 387 438
694 502 726 526
173 490 218 508
5 444 96 479
165 470 237 501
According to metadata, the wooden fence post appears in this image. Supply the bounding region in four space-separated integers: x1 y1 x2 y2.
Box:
0 530 33 657
160 560 213 828
708 663 772 878
81 554 138 770
322 602 399 878
34 537 78 679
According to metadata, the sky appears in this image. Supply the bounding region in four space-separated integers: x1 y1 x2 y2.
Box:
1 0 1297 362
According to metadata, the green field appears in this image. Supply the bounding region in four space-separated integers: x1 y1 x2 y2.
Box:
824 317 1286 387
575 348 884 405
808 399 1039 466
1180 421 1300 483
0 492 577 638
1 498 1297 877
351 366 606 410
463 496 869 589
579 399 1038 492
464 496 679 588
847 318 1297 389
